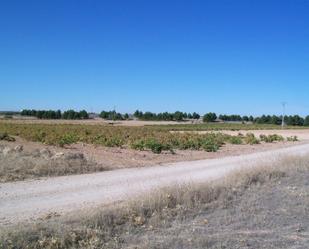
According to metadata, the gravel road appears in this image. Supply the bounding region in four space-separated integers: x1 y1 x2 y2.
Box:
1 143 309 226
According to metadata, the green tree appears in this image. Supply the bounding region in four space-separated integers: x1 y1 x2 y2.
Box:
79 110 89 119
203 112 217 122
174 111 184 121
192 112 200 119
304 116 309 126
242 116 249 122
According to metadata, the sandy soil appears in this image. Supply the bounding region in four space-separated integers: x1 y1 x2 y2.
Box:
1 143 309 226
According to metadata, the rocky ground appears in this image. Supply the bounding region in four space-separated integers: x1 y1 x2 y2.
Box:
0 144 105 182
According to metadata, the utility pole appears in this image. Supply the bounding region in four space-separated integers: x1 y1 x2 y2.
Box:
281 102 286 128
113 105 116 121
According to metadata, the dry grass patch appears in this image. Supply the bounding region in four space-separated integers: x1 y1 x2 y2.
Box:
0 145 107 182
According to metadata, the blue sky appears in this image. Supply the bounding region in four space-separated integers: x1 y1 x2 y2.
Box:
1 0 308 115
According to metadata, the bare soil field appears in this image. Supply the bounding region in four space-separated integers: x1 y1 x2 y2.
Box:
1 153 308 248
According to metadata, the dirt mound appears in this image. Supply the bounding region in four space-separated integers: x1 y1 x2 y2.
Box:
0 145 107 182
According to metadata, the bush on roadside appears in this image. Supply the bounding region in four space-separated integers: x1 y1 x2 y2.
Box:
130 139 145 150
260 134 284 143
287 136 298 142
244 133 260 145
229 136 243 144
0 132 15 142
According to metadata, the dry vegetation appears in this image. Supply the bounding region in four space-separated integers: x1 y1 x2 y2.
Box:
1 155 308 249
0 123 298 154
0 145 105 182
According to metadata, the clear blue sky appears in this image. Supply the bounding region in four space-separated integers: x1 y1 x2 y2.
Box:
1 0 308 116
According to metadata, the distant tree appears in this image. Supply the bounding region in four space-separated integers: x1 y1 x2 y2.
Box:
134 110 143 119
203 112 217 122
192 112 200 119
270 115 281 125
242 116 249 122
100 111 109 119
79 110 89 119
56 110 62 119
124 113 129 120
174 111 184 121
304 116 309 126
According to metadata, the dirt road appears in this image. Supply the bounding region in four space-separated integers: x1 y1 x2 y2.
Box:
1 143 309 227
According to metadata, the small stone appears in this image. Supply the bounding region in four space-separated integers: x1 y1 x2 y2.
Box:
134 216 145 225
40 149 52 158
2 147 13 156
52 152 65 159
64 152 84 160
14 145 23 152
203 219 209 225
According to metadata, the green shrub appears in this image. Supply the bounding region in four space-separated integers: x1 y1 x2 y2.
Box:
130 140 145 150
244 133 260 145
202 141 220 152
260 134 284 143
104 137 124 147
145 139 164 154
144 139 172 154
0 132 15 142
287 136 298 142
58 134 79 147
229 136 243 144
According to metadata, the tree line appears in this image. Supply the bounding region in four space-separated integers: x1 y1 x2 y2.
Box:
99 111 129 120
204 113 309 126
133 110 200 121
19 109 309 126
20 109 89 120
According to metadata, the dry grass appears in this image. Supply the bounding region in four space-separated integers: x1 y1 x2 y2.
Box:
0 145 107 182
1 155 309 248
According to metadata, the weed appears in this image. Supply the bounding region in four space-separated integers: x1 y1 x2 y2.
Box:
287 136 298 142
260 134 284 143
244 133 260 145
229 136 243 144
0 132 15 142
